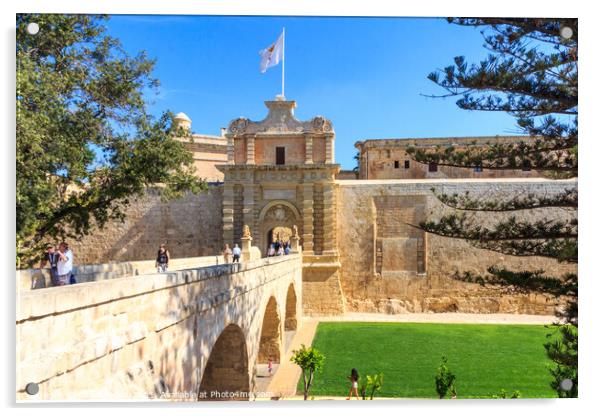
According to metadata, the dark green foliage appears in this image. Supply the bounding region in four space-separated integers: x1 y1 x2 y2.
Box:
16 14 206 266
435 356 456 399
546 324 578 397
405 18 578 397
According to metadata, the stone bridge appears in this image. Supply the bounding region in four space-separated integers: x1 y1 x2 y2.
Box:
17 254 302 401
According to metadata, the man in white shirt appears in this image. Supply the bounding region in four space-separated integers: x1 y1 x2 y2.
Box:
56 242 74 286
232 244 242 263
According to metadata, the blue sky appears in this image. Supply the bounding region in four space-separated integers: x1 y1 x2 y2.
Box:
106 15 522 170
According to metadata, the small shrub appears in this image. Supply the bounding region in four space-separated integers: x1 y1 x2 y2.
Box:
435 356 456 399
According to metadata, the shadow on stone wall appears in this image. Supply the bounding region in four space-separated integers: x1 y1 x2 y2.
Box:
67 187 223 265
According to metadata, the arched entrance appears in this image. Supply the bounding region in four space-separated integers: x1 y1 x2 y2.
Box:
267 226 293 252
258 201 301 255
285 283 297 331
257 296 281 364
198 324 249 401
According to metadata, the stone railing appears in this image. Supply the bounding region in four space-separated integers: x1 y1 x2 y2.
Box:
16 255 226 292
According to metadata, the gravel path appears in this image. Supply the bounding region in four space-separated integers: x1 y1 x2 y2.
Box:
312 312 558 325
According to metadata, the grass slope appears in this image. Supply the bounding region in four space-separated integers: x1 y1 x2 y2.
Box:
301 322 556 398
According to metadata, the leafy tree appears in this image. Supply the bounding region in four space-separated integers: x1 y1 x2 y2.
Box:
407 18 577 397
16 14 205 266
290 344 325 400
435 356 456 399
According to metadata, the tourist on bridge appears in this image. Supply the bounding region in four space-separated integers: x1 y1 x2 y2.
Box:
232 243 241 263
156 244 170 272
267 243 276 257
222 244 232 263
40 244 59 286
56 242 74 286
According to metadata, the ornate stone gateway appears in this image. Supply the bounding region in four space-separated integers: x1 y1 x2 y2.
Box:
217 97 346 314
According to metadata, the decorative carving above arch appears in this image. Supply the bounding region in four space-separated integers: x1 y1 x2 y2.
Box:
258 200 301 224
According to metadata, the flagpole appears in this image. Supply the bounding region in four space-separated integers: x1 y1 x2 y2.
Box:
282 27 285 98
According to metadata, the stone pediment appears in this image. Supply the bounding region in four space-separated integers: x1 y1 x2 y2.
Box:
227 99 333 136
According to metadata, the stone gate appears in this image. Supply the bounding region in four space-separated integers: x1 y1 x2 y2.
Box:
218 97 346 315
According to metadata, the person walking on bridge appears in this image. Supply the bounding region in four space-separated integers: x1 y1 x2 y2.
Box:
232 243 241 263
156 244 170 273
56 242 73 286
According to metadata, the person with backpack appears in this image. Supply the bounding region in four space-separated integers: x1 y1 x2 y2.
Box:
156 244 170 273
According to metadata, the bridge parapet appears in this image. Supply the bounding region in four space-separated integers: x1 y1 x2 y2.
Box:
17 255 227 292
17 254 302 400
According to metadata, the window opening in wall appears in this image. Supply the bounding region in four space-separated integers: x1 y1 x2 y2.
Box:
276 147 285 165
474 165 483 172
404 160 410 169
522 160 532 171
394 160 400 169
428 162 438 172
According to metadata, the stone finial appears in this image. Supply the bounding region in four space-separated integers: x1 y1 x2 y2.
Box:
290 225 301 253
242 224 251 238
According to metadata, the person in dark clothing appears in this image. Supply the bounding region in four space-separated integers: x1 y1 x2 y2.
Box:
40 244 59 286
156 244 170 273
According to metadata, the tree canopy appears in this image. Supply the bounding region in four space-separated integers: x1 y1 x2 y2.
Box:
407 18 578 397
16 14 206 266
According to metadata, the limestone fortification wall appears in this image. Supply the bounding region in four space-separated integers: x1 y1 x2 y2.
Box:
17 254 303 400
67 185 223 265
336 178 577 314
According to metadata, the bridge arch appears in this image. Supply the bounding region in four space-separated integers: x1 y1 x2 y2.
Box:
198 323 249 401
257 296 282 364
285 283 297 330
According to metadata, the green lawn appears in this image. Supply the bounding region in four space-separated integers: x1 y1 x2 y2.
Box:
300 322 557 398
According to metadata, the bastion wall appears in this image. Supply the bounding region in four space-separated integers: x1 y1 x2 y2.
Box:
336 178 577 315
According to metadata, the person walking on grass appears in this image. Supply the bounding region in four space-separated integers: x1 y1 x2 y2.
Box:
156 244 170 273
346 368 360 400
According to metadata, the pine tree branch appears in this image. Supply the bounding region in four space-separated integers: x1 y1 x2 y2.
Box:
432 188 577 212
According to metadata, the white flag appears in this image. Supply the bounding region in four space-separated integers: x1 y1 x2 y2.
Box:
259 32 284 73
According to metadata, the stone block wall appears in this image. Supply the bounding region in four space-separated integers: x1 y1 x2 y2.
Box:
336 178 577 314
64 185 223 265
